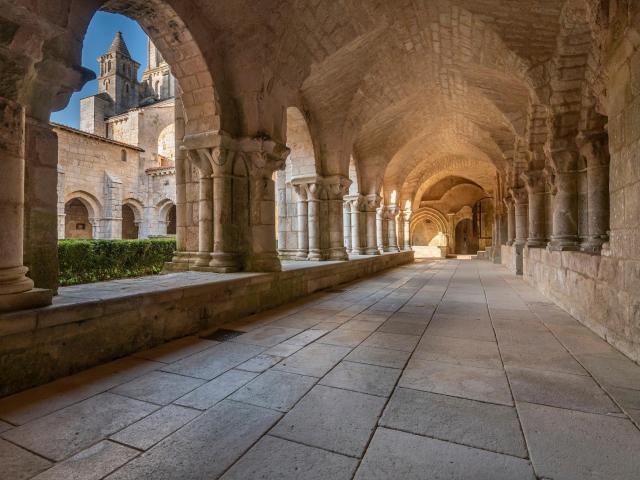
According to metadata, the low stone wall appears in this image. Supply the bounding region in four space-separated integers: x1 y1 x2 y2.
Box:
0 252 413 397
523 246 639 363
501 244 520 275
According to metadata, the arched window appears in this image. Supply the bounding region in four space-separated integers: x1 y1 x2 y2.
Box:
125 83 130 95
154 81 160 95
107 60 112 72
121 149 127 162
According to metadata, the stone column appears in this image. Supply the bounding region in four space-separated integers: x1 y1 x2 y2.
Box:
347 195 365 254
306 181 324 260
402 209 411 250
365 194 381 255
376 204 387 252
578 133 610 252
194 170 213 267
521 170 547 247
510 187 529 247
171 98 190 266
503 196 515 245
386 205 400 252
548 151 579 250
242 137 290 271
292 184 309 259
0 97 51 312
325 175 351 260
343 202 352 252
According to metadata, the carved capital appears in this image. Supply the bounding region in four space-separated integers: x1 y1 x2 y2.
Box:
508 187 528 205
344 194 365 211
520 169 547 194
547 149 579 174
237 135 291 178
503 195 514 210
183 130 235 177
576 131 610 168
365 194 381 211
324 175 352 200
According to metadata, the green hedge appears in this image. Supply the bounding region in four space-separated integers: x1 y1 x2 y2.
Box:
58 239 176 286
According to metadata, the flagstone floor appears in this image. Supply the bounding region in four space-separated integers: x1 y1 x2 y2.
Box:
1 259 640 479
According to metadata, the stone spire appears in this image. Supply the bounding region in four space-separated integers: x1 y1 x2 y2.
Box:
109 31 131 58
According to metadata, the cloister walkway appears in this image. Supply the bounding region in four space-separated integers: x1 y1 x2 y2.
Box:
1 259 640 479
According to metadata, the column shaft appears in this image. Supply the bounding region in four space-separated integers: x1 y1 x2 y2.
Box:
195 174 212 266
343 203 352 252
296 197 309 259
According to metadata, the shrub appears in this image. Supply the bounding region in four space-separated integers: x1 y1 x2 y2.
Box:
58 238 176 286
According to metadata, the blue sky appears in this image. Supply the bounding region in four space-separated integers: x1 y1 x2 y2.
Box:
51 12 148 128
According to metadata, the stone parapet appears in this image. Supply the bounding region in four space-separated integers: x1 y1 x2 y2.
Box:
0 251 413 397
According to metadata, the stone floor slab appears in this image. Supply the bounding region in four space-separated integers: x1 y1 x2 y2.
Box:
344 345 411 369
319 361 400 397
316 328 371 347
273 343 351 377
0 438 52 479
271 385 386 457
133 337 219 364
230 370 317 412
500 342 587 376
161 342 265 380
426 315 496 342
110 404 201 450
415 335 502 370
220 435 358 480
263 343 304 357
361 332 420 352
105 400 281 480
283 329 328 346
174 369 258 410
233 326 302 347
32 440 138 480
518 401 640 480
111 371 205 405
236 354 283 373
399 358 513 405
380 388 527 457
2 392 158 461
377 319 427 336
508 366 620 414
354 428 535 480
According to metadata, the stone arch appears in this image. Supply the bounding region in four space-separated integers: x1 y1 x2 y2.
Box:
122 198 144 223
156 198 176 235
63 191 103 239
409 207 450 258
157 123 175 161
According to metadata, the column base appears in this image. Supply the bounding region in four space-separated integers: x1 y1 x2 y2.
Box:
526 240 547 248
171 251 192 264
295 251 310 260
209 252 240 272
193 252 212 267
246 252 282 272
387 246 401 252
547 238 580 251
0 288 52 314
351 248 366 255
307 250 323 261
365 248 381 255
580 236 607 254
329 247 349 261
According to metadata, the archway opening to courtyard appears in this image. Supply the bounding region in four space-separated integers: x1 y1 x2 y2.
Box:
64 199 93 240
121 204 139 239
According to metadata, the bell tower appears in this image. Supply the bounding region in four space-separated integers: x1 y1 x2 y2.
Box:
97 31 140 114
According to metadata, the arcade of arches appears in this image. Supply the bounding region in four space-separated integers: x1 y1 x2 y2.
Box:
1 1 640 478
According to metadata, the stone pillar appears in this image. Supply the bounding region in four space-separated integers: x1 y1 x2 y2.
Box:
521 170 547 247
548 151 579 250
402 209 411 250
503 196 515 245
292 184 309 259
194 171 213 267
241 137 290 271
510 187 529 247
325 175 351 260
387 205 400 252
347 195 365 254
365 194 381 255
376 204 387 253
447 213 456 252
306 181 323 261
343 202 352 252
578 133 610 253
0 97 51 312
171 98 190 266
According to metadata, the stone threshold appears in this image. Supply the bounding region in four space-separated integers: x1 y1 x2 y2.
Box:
0 251 413 397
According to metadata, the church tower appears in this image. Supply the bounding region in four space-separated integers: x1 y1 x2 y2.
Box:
141 39 174 101
97 31 140 114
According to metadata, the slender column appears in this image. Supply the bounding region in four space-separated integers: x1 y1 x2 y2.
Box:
510 187 528 247
343 202 352 252
376 204 387 252
171 98 190 265
403 209 411 250
365 194 381 255
306 182 323 260
348 195 364 254
578 133 610 252
0 97 51 311
548 151 580 250
195 172 213 266
387 205 400 252
293 184 309 259
503 196 515 245
325 175 351 260
522 170 547 247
